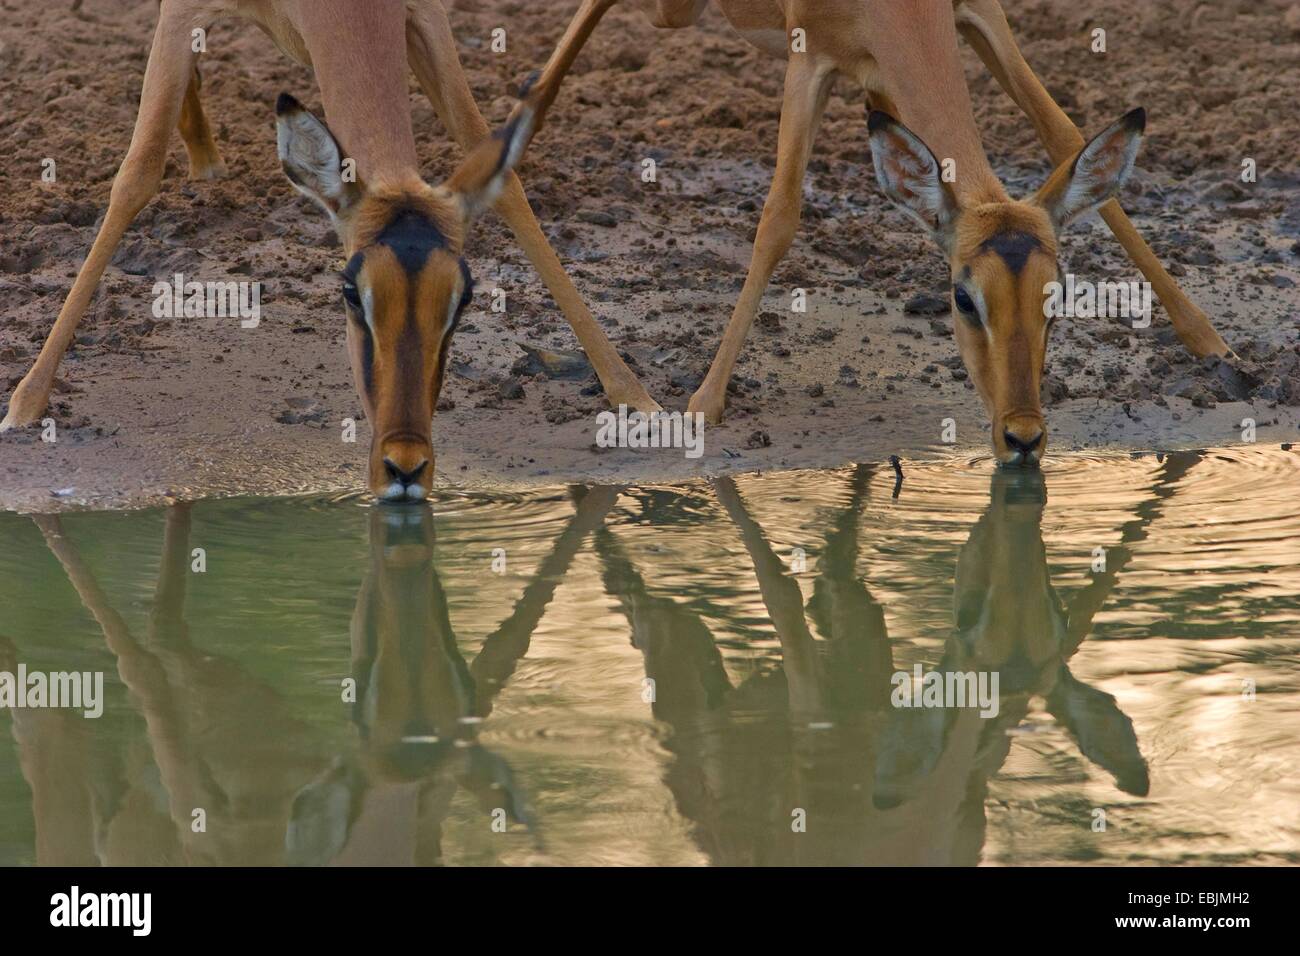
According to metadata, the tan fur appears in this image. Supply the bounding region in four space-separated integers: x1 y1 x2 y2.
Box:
0 0 659 475
620 0 1232 429
2 0 1234 474
949 202 1058 460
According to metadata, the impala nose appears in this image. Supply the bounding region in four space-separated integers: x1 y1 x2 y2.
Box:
1004 428 1042 455
381 456 429 501
1000 418 1045 467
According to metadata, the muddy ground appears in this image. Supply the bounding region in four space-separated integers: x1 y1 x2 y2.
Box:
0 0 1297 510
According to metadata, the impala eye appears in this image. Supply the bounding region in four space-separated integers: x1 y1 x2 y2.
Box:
953 285 976 315
342 282 361 310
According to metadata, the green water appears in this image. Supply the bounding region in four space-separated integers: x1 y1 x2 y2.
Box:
1 447 1298 865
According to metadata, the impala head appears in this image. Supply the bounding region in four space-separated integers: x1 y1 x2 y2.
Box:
868 108 1146 466
276 92 537 501
875 468 1149 807
285 503 530 863
953 469 1064 690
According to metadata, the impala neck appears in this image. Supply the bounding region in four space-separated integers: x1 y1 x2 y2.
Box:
866 0 1007 205
292 0 420 187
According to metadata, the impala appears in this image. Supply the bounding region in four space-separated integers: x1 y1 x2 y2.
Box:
0 0 653 499
611 0 1233 464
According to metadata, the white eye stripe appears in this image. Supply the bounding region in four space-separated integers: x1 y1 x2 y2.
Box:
444 292 459 337
957 282 993 339
444 297 460 338
972 288 990 338
360 285 376 336
443 279 472 339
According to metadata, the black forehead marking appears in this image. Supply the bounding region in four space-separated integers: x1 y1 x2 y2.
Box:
375 208 447 274
979 230 1042 275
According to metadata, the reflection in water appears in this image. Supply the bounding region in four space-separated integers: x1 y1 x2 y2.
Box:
601 468 1147 866
1 448 1298 865
288 503 531 866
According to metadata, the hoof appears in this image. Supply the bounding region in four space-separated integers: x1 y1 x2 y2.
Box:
189 159 228 181
612 392 663 415
1 381 52 432
604 379 663 415
0 410 29 433
686 390 725 425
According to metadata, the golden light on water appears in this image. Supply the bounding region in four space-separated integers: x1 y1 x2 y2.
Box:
0 447 1297 865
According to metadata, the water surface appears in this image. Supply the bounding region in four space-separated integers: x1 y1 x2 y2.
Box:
1 447 1298 865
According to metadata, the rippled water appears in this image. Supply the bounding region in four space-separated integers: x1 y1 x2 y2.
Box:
1 447 1298 866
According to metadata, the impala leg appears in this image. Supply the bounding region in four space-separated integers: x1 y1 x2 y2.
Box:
0 632 98 865
405 1 661 413
956 0 1232 358
688 55 835 424
1062 450 1203 652
33 507 220 860
178 62 227 181
0 9 198 432
471 485 621 718
146 501 193 644
712 477 825 715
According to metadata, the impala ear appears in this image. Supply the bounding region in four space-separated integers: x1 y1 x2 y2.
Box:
284 760 362 866
1034 108 1145 230
276 93 362 221
1046 666 1150 796
873 701 956 810
867 110 961 248
445 91 538 225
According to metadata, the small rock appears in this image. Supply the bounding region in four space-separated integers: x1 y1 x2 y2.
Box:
577 210 618 228
514 341 593 380
903 292 949 316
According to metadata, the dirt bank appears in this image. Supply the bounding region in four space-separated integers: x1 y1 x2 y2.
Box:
1 0 1297 510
